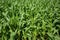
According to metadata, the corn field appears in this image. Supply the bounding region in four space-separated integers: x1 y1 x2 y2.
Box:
0 0 60 40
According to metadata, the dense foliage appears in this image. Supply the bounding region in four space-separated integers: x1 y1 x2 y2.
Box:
0 0 60 40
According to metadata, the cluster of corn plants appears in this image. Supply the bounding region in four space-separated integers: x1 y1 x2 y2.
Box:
0 0 60 40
